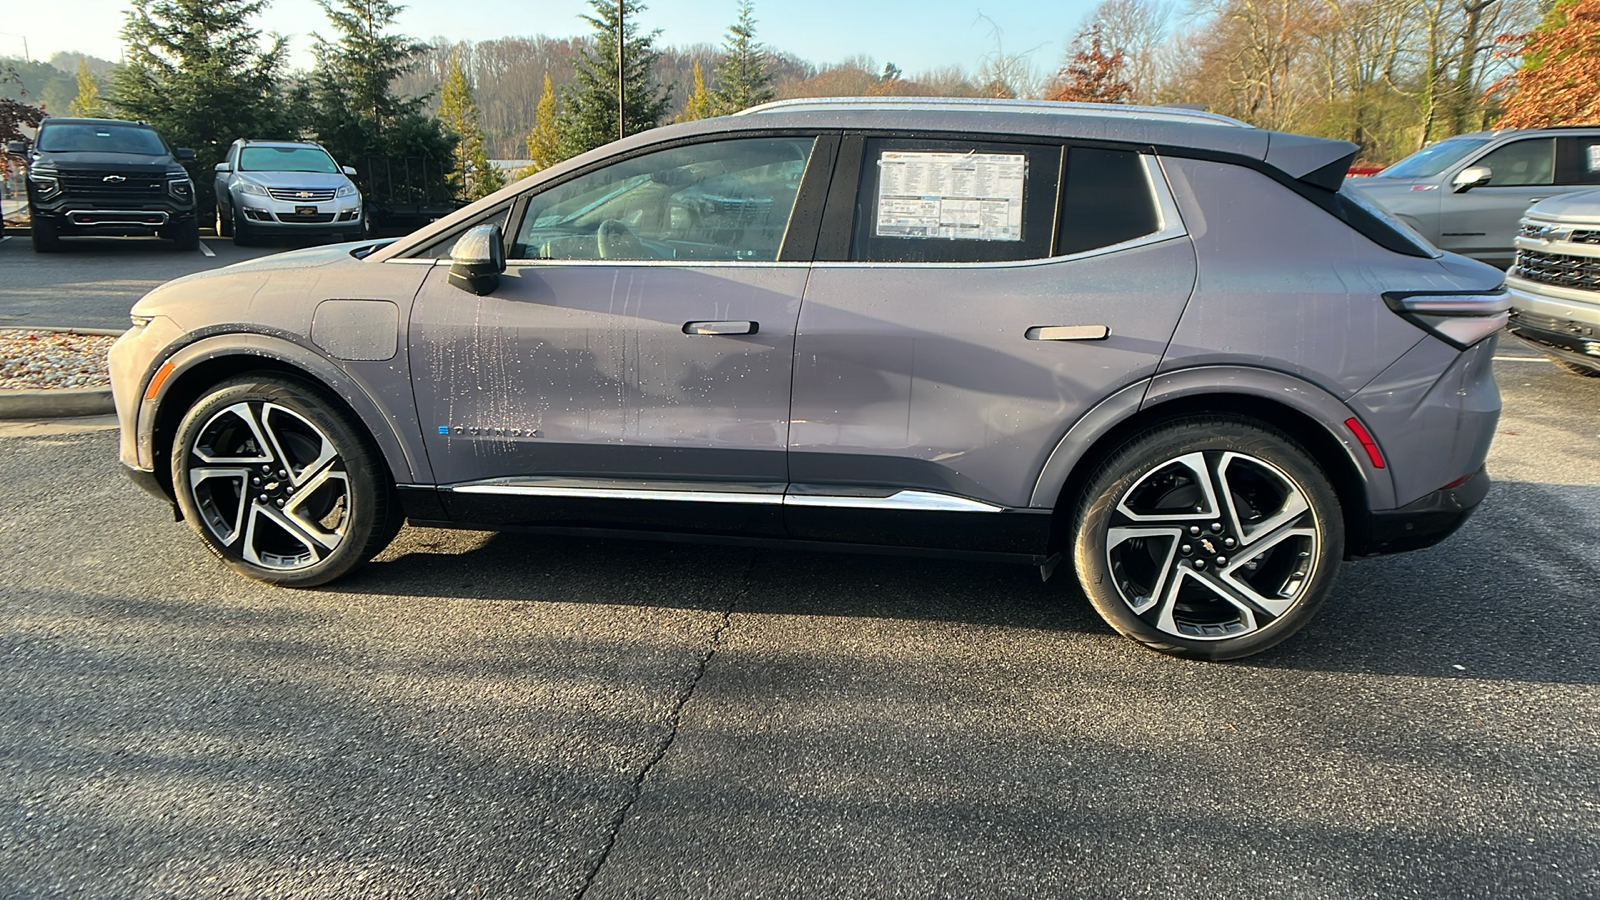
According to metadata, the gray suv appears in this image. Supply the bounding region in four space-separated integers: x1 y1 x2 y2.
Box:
213 139 364 245
109 98 1507 660
1345 127 1600 267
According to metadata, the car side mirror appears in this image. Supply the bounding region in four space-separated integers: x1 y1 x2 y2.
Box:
5 140 25 156
342 165 357 176
1453 166 1491 193
448 224 506 296
214 162 232 173
175 148 197 161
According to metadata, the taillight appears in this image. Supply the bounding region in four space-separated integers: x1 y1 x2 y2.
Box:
1382 289 1510 350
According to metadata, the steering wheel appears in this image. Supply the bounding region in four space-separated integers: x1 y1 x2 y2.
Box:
597 219 648 260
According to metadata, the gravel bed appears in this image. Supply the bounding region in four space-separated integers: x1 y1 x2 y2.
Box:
0 329 117 391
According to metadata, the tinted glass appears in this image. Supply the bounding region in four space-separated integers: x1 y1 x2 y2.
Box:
240 146 340 174
512 137 815 261
1557 136 1600 186
37 123 166 155
1380 137 1490 178
1476 138 1555 186
1056 148 1160 255
850 138 1059 263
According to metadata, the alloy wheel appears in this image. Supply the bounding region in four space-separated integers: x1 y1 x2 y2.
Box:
1103 450 1320 641
186 400 351 570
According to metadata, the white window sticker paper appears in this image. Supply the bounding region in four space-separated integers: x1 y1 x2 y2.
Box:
875 151 1026 241
1588 144 1600 173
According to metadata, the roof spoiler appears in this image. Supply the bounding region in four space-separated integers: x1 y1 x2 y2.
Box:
1264 132 1360 191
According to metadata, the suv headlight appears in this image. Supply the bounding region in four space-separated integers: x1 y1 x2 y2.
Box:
168 176 193 200
236 180 269 197
28 169 60 199
336 183 357 198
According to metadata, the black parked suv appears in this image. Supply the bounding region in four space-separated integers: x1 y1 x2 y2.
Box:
8 117 199 252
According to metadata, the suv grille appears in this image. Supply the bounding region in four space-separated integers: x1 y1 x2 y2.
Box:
1515 222 1600 244
1515 248 1600 290
267 188 337 202
58 171 165 200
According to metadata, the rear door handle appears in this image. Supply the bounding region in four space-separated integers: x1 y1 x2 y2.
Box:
683 320 758 335
1026 325 1110 341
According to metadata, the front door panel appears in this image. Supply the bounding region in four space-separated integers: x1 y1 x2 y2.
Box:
410 261 807 495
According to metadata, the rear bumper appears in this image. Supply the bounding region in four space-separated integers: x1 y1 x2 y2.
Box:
1355 466 1489 557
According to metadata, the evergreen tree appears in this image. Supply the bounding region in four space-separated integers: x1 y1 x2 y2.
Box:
67 60 105 118
110 0 287 209
438 49 503 199
711 1 775 114
557 0 672 157
309 0 453 170
523 72 565 175
678 60 715 121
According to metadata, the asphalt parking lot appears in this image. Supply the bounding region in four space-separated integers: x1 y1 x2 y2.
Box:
1 236 1597 898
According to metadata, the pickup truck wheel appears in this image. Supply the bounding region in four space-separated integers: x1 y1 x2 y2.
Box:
169 217 200 251
30 217 61 252
1071 416 1344 661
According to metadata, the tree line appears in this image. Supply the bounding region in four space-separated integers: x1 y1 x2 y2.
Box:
5 0 1597 210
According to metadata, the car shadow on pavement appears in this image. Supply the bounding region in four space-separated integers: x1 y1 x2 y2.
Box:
329 479 1600 686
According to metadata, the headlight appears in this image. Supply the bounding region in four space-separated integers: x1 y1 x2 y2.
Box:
28 170 60 198
236 180 269 197
168 177 193 200
336 183 357 198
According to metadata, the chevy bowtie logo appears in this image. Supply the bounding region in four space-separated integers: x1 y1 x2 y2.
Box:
296 191 312 198
102 174 126 183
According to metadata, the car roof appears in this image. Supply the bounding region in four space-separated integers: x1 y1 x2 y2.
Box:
40 117 156 129
375 97 1360 262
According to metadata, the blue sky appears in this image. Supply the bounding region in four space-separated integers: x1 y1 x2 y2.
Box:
3 0 1100 78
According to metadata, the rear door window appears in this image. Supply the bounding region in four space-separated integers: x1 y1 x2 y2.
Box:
1556 136 1600 186
1056 147 1161 255
849 138 1060 263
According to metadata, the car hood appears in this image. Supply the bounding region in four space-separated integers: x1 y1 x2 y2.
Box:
36 151 179 173
230 171 353 190
1523 188 1600 224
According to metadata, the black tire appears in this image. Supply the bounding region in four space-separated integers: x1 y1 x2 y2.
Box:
216 204 233 237
1071 416 1344 660
171 374 400 587
232 207 256 246
30 217 61 252
1551 356 1600 377
169 217 200 251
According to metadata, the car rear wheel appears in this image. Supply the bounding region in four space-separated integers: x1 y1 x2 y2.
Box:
1071 416 1344 660
172 374 401 587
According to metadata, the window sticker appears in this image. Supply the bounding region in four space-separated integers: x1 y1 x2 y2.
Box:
875 151 1026 241
1588 144 1600 173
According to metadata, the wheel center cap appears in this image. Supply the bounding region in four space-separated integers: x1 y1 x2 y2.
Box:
1199 536 1218 555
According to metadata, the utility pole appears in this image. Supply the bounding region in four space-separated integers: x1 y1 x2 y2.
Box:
617 0 626 141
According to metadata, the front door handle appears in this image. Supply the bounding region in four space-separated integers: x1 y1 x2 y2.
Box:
1026 325 1110 341
683 320 758 335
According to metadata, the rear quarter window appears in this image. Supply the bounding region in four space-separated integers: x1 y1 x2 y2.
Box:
1057 147 1161 255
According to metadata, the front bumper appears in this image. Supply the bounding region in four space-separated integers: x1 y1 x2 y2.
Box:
1357 467 1490 556
234 192 362 234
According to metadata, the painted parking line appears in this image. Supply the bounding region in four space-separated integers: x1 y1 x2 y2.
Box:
0 235 9 244
1494 356 1549 362
198 240 215 258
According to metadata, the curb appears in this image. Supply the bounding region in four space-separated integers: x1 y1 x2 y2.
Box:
0 326 124 420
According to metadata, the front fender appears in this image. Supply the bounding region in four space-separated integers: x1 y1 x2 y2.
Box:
134 329 429 487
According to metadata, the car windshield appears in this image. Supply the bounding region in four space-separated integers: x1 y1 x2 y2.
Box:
37 123 167 155
1379 137 1491 179
240 146 340 174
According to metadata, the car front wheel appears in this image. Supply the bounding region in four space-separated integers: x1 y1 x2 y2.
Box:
171 374 400 587
1072 416 1344 660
